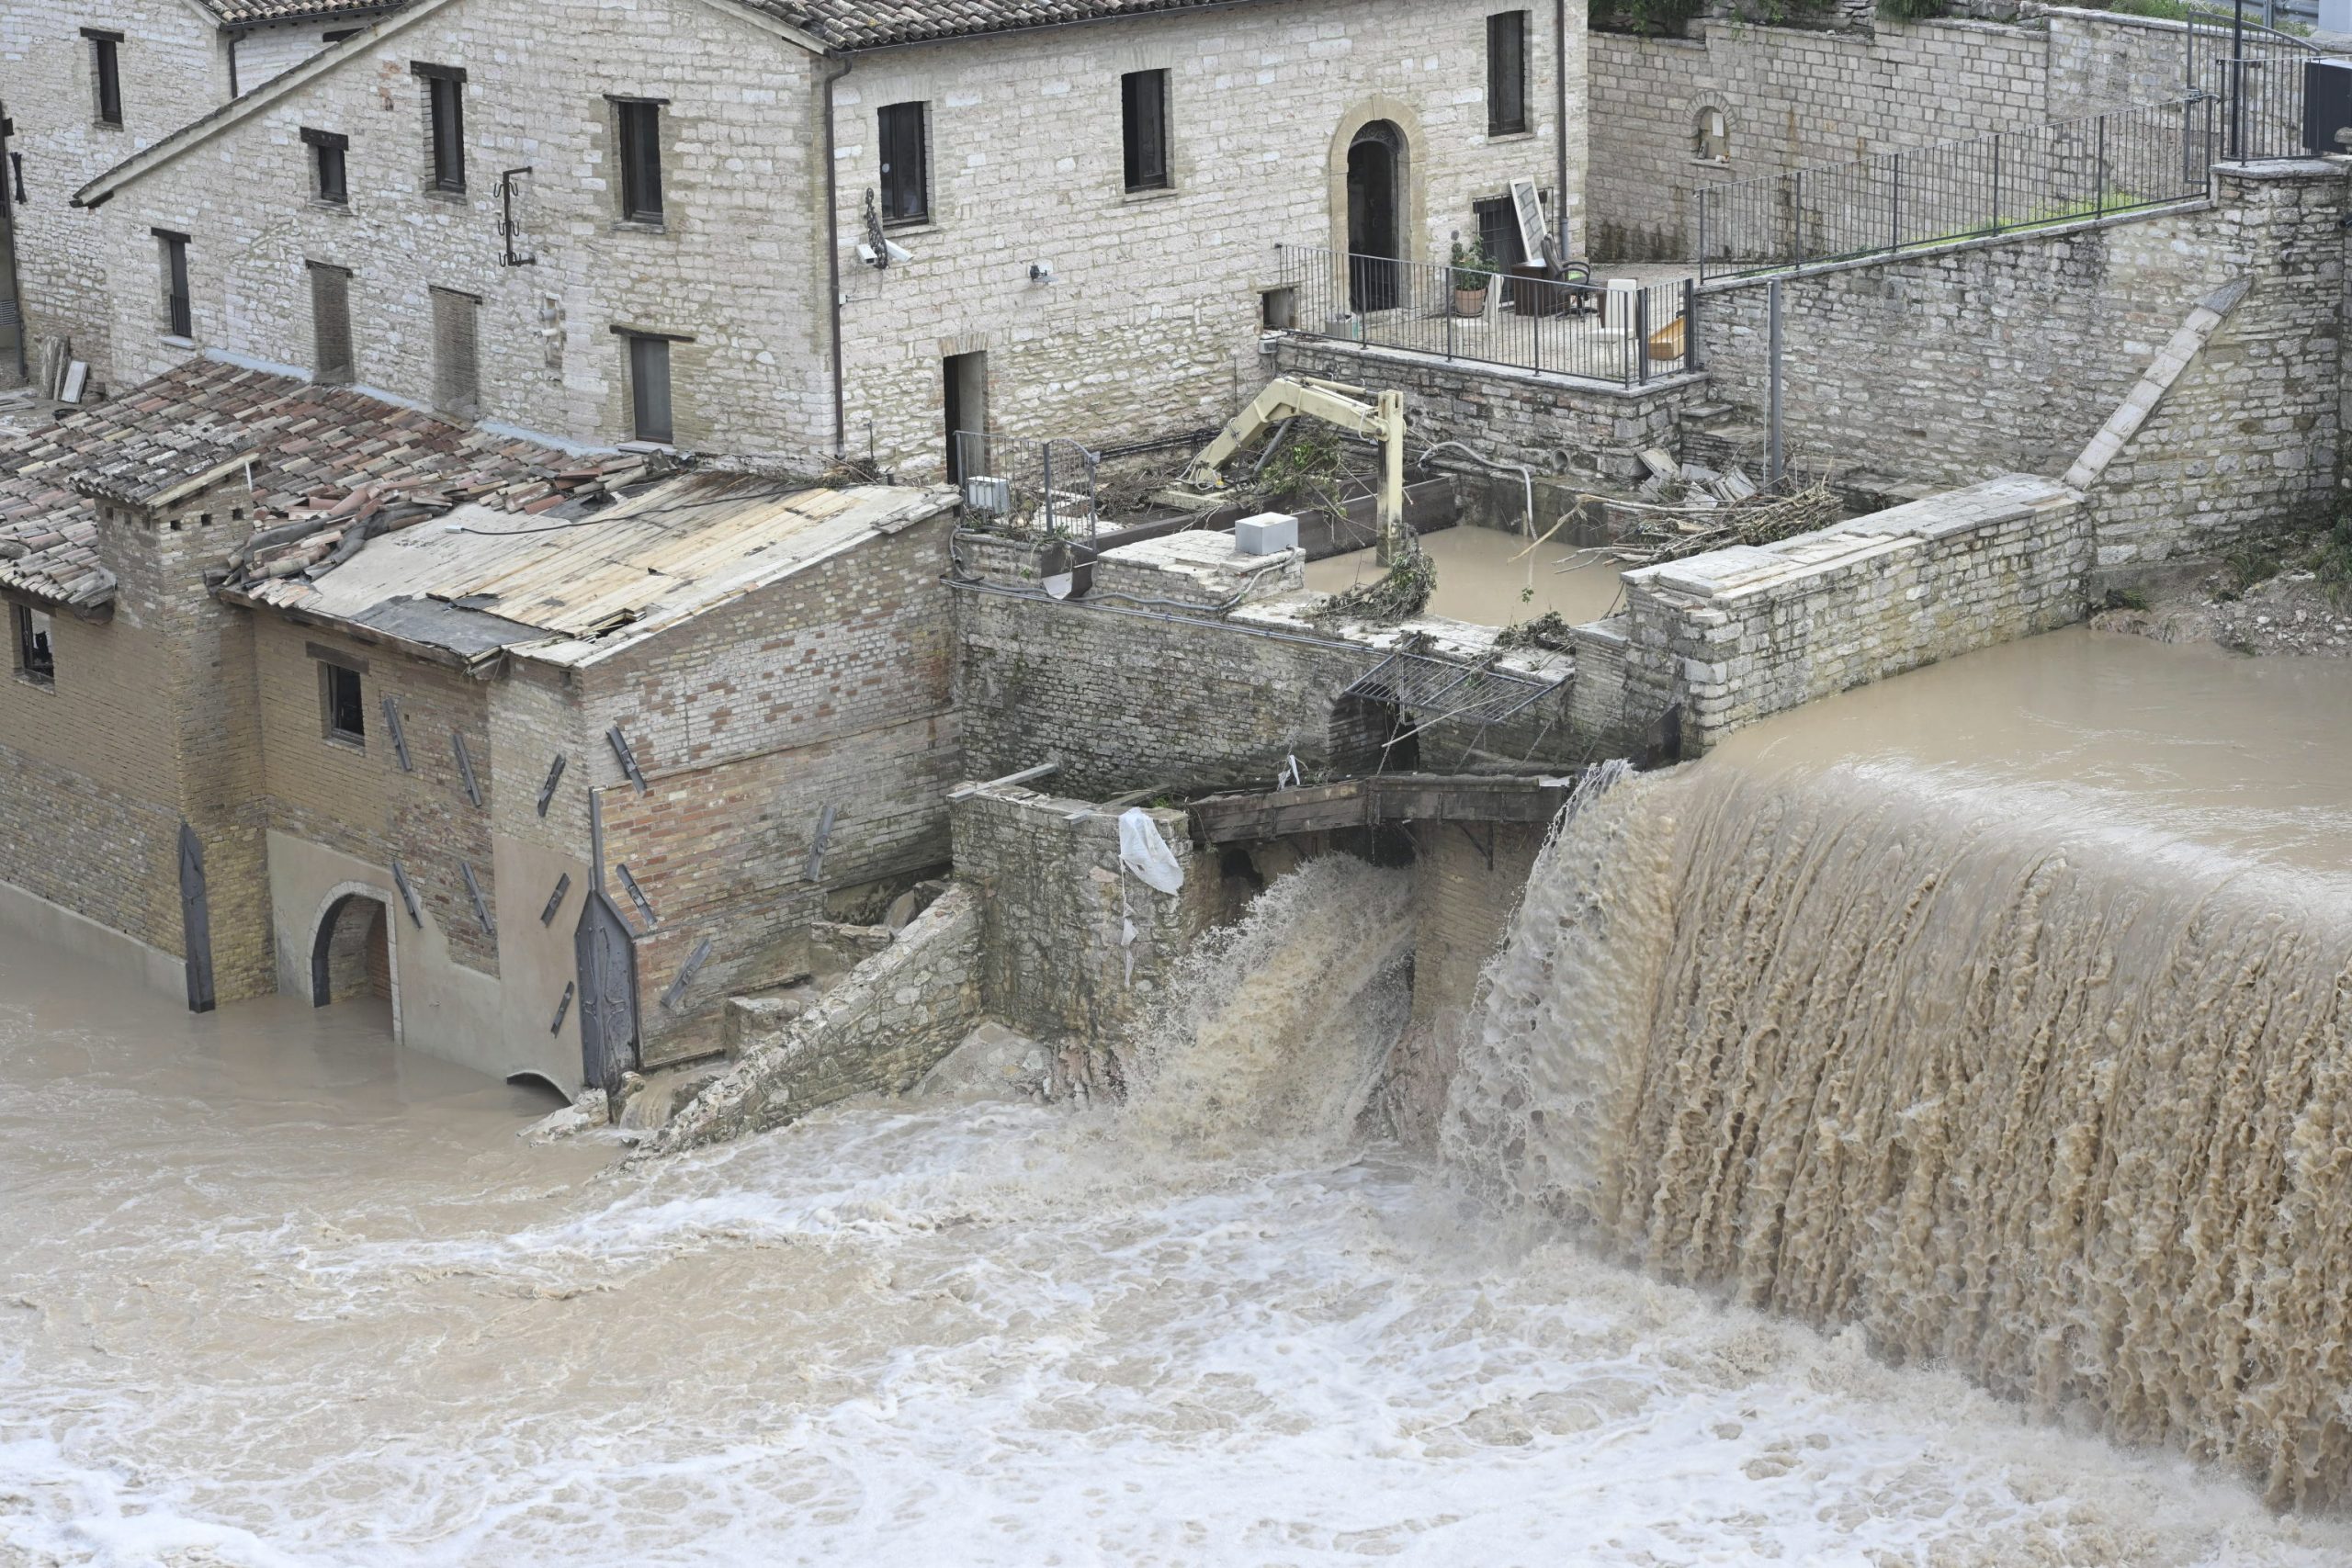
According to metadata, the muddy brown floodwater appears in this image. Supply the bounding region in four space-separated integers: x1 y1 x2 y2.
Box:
8 626 2352 1564
1306 524 1626 627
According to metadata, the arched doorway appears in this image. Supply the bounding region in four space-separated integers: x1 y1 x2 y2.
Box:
311 889 394 1017
1346 121 1406 313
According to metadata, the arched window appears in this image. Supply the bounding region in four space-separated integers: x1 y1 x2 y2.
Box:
1694 107 1730 164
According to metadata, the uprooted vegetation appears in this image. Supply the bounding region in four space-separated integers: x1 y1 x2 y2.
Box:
2096 515 2352 658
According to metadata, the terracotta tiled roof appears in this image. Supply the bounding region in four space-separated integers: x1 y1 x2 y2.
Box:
750 0 1268 49
0 359 646 613
199 0 406 26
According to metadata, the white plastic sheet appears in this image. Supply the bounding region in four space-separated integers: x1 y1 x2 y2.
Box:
1116 808 1186 896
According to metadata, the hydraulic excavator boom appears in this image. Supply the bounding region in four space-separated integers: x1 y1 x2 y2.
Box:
1183 377 1410 563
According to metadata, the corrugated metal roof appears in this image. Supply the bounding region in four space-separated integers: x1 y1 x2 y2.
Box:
245 471 953 665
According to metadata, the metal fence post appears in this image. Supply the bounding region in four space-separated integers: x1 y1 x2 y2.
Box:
1042 440 1056 536
1697 186 1710 283
2095 112 2108 218
1683 276 1700 372
1890 151 1903 251
1792 169 1805 267
1634 288 1650 387
1990 132 2004 232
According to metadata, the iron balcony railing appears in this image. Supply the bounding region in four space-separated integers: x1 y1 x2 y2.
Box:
953 430 1102 539
1272 244 1698 388
1697 97 2213 282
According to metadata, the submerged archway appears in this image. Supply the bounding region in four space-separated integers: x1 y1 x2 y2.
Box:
309 886 398 1032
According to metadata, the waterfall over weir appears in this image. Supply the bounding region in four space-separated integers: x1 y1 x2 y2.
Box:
1445 751 2352 1506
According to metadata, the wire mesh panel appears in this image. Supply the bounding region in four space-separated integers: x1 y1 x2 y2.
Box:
954 431 1101 539
1273 246 1696 387
1698 99 2212 282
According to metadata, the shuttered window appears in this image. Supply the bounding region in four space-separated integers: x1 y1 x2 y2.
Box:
627 333 673 445
308 263 352 385
430 286 480 418
1487 12 1528 137
877 102 929 226
1122 70 1170 192
413 62 467 192
302 128 347 204
615 98 663 222
85 30 123 127
155 229 191 339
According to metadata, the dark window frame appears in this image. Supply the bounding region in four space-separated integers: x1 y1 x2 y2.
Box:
154 227 191 339
1487 11 1529 138
1121 69 1170 193
301 127 349 204
413 62 467 193
876 101 930 228
84 28 123 127
319 658 367 745
612 96 665 224
12 603 54 686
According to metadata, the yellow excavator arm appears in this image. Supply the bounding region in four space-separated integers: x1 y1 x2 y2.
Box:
1184 377 1411 564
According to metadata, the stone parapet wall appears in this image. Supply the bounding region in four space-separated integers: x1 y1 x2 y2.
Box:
653 885 982 1153
1619 472 2090 750
1271 337 1702 481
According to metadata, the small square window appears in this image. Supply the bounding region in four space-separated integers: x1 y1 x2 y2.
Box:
303 128 348 204
13 604 54 686
615 98 663 222
877 101 929 227
321 660 365 743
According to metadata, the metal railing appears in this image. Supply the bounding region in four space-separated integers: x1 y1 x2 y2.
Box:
953 431 1101 539
1272 244 1697 387
1698 97 2213 281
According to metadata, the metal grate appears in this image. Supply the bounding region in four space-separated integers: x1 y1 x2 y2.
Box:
1344 650 1555 728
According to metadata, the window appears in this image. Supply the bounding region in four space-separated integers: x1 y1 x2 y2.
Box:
12 604 53 686
429 287 480 417
85 29 122 127
320 658 366 744
614 98 663 223
1122 70 1170 192
626 333 673 445
877 101 929 226
1487 12 1529 137
413 62 466 192
309 262 352 385
155 229 191 339
302 128 347 204
1261 286 1296 331
1694 106 1729 163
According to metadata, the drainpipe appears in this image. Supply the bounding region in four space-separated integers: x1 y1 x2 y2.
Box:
822 51 854 461
1555 0 1569 255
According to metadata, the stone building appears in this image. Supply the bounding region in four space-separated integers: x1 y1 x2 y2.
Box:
0 0 409 386
65 0 1580 476
0 355 958 1088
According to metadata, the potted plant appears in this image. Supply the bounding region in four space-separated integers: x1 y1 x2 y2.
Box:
1450 236 1494 317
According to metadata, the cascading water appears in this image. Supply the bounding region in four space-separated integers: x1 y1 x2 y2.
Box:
1447 741 2352 1506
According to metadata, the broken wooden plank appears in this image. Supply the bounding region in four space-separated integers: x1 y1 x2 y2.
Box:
947 761 1059 801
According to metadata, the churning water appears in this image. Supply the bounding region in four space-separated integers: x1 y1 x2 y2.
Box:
7 628 2352 1563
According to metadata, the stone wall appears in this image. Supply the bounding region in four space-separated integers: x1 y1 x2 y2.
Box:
0 0 232 386
653 884 982 1153
948 784 1216 1070
1695 162 2347 494
1618 472 2090 751
1584 9 2225 263
1271 337 1702 481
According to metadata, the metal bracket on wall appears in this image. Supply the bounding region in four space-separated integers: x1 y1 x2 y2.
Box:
659 938 713 1014
539 871 571 927
615 863 658 930
380 696 412 773
548 980 574 1035
500 166 537 267
606 726 648 793
459 860 495 937
803 804 838 883
390 860 424 928
452 731 482 808
536 753 566 818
